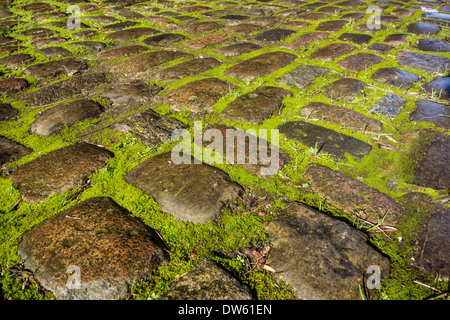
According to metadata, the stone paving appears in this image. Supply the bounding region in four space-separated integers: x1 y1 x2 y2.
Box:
0 0 449 300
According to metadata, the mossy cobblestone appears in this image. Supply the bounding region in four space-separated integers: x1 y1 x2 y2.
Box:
0 0 448 301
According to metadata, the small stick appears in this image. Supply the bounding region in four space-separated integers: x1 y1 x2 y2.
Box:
413 280 441 292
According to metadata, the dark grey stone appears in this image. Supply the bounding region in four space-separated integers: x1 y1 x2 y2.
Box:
278 120 372 160
264 202 390 300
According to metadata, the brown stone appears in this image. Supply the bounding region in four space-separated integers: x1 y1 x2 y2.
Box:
310 43 356 62
304 163 404 225
167 78 235 113
0 78 29 94
0 135 33 169
0 54 35 69
225 51 296 80
98 45 148 59
30 99 105 136
182 33 233 49
220 86 292 123
7 142 113 202
282 32 329 50
298 102 383 132
124 153 243 224
337 53 383 72
106 27 160 42
21 73 108 107
158 58 221 80
183 21 224 34
17 197 168 300
110 51 192 76
323 78 367 101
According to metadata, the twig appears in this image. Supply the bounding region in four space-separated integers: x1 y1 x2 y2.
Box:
427 292 448 300
413 280 441 293
7 198 21 213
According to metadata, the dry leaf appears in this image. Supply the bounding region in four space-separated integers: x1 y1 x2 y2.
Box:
262 264 276 273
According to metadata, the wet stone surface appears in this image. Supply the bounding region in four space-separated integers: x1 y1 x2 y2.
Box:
100 80 162 105
369 94 408 120
167 78 235 113
219 86 292 124
412 131 450 190
7 142 113 203
397 51 450 73
407 22 441 35
17 197 168 300
277 65 330 90
124 152 244 224
1 0 450 301
417 38 450 52
0 135 33 169
264 202 391 300
225 51 297 80
371 67 421 89
278 121 372 160
422 77 450 101
323 78 367 101
162 260 254 300
24 58 88 80
30 99 105 136
409 100 450 129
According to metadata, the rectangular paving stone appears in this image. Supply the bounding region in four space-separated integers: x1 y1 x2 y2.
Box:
106 27 160 42
264 201 391 300
282 32 329 50
303 163 404 226
409 100 450 129
110 51 193 76
219 86 292 123
225 51 297 80
0 135 33 169
397 51 450 73
182 33 234 49
369 94 408 120
310 42 356 62
167 78 235 113
298 102 383 133
7 142 113 202
337 53 383 72
371 67 421 89
21 73 108 107
24 58 88 80
278 120 372 160
157 57 221 80
124 152 244 224
277 65 330 90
